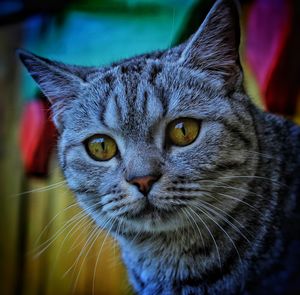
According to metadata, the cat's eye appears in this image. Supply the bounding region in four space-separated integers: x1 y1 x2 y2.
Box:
167 118 200 147
85 134 117 161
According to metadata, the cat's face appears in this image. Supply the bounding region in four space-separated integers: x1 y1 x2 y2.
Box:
57 61 258 234
19 0 259 234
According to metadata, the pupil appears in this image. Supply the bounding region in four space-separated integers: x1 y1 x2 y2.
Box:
181 125 186 136
175 122 186 136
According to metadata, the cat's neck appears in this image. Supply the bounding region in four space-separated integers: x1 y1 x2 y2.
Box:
117 227 247 294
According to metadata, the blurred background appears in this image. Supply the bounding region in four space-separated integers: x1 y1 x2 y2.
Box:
0 0 299 294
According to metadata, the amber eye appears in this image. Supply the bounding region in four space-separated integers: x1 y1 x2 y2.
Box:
85 134 117 161
167 118 200 146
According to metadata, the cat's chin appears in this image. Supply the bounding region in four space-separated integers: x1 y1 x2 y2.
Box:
121 203 185 233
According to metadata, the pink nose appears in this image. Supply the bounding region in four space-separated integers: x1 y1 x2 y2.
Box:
129 175 160 195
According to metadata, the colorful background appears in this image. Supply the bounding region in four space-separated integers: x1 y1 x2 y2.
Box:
0 0 299 294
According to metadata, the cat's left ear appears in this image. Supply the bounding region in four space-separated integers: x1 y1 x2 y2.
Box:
179 0 242 86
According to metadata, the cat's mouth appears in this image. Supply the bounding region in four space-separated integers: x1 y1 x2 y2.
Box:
128 200 174 221
136 202 156 216
120 199 187 233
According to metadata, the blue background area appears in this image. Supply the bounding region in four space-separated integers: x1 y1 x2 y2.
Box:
20 0 197 100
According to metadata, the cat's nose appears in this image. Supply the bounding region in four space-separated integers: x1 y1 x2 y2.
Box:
128 175 161 195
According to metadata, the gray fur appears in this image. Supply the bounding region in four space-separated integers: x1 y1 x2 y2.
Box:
18 0 300 294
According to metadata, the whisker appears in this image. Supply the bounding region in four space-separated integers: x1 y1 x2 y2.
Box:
127 226 144 248
71 225 104 292
69 216 115 292
169 187 260 214
182 208 206 251
215 175 285 187
242 150 279 160
113 218 123 260
204 190 261 215
92 218 117 295
34 202 79 247
67 217 95 253
32 211 86 257
195 179 265 199
170 177 268 205
14 180 67 197
50 215 94 281
184 207 221 269
194 201 251 243
67 216 112 280
33 201 102 257
215 192 258 211
190 205 242 264
189 189 260 213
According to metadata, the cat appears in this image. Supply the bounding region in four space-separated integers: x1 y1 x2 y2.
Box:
18 0 300 294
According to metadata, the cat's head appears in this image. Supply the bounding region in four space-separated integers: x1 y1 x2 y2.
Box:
18 0 258 235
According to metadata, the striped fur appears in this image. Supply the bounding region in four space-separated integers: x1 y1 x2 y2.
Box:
19 0 300 294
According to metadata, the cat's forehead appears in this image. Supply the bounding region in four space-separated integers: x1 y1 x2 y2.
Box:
68 59 223 137
97 58 216 103
97 60 165 138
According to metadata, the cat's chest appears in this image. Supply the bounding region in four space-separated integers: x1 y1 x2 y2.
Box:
119 236 220 294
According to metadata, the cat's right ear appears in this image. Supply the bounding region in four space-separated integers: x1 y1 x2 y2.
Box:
17 49 87 128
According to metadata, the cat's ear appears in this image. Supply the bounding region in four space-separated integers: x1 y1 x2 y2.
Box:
179 0 241 85
17 49 87 103
17 49 89 129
